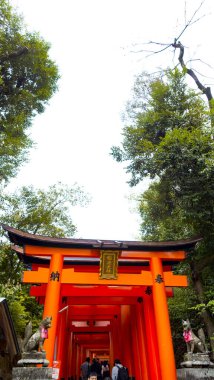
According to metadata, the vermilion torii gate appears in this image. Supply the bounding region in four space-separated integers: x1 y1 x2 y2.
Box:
2 224 201 380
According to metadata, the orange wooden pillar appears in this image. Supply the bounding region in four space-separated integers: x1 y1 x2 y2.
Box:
110 314 120 368
74 340 80 380
43 253 63 365
130 305 142 380
135 301 149 380
76 342 82 380
150 257 177 380
67 332 74 380
120 305 132 375
62 328 71 379
80 345 84 375
56 307 67 378
143 291 161 380
109 329 114 369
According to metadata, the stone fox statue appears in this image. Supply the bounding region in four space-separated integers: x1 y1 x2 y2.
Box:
182 319 207 353
23 316 52 353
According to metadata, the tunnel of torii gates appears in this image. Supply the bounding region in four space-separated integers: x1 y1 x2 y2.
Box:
2 225 201 380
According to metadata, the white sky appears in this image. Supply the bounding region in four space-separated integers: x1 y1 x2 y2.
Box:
8 0 214 240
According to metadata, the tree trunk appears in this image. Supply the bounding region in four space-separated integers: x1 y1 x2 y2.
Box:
172 41 214 128
190 260 214 357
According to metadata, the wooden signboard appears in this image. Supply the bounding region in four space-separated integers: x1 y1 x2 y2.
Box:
99 251 119 279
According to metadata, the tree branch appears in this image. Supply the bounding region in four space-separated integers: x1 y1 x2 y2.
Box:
194 254 214 272
0 47 28 64
175 0 206 41
172 41 213 103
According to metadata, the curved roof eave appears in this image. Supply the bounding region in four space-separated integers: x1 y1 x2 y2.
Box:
1 224 202 252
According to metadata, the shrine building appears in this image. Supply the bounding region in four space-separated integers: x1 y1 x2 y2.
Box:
2 224 201 380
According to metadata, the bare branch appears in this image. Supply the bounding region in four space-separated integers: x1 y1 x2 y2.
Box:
130 41 171 55
187 66 214 81
133 2 207 59
175 0 206 42
148 41 170 47
187 13 207 26
146 44 172 57
130 49 157 54
130 0 207 61
186 58 214 71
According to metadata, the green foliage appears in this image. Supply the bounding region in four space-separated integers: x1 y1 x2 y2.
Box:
0 182 90 334
139 181 194 241
0 182 90 285
207 301 214 316
116 68 214 245
0 283 42 335
189 266 214 317
168 287 201 367
113 67 214 354
189 303 206 315
0 182 90 237
0 243 23 284
0 0 59 182
168 288 198 321
111 69 209 186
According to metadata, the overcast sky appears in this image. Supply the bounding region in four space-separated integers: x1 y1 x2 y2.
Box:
9 0 214 240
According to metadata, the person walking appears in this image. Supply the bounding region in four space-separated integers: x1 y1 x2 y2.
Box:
80 357 90 380
101 360 110 379
90 358 102 380
111 358 128 380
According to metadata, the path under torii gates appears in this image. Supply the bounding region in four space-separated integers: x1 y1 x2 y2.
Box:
2 224 201 380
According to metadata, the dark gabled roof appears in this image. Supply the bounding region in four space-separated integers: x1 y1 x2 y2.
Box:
1 224 202 252
0 298 20 358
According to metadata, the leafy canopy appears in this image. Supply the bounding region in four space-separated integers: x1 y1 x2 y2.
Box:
112 69 209 186
0 0 59 182
114 68 214 350
112 69 214 242
0 182 90 237
0 182 90 333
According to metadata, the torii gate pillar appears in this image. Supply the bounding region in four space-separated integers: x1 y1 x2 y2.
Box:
151 256 177 380
43 253 63 364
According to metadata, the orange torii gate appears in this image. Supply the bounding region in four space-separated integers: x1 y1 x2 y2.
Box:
2 224 201 380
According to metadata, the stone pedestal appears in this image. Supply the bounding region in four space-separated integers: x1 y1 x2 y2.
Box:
12 350 52 379
177 368 214 379
17 351 49 367
12 367 53 380
181 352 214 368
177 352 214 379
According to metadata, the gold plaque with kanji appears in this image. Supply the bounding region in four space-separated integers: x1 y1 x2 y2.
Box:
99 250 119 279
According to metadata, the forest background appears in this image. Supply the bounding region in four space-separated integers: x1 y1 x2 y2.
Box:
0 0 214 367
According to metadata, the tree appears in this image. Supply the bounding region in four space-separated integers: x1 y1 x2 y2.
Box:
0 182 89 237
0 0 59 183
133 1 214 119
112 69 209 186
168 287 198 366
111 68 214 354
0 282 43 335
139 177 214 355
0 182 90 283
0 182 90 333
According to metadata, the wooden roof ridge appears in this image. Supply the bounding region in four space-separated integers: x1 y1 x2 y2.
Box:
1 224 202 252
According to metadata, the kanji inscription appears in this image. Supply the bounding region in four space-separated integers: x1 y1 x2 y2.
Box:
50 271 60 281
99 250 119 279
155 274 164 284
